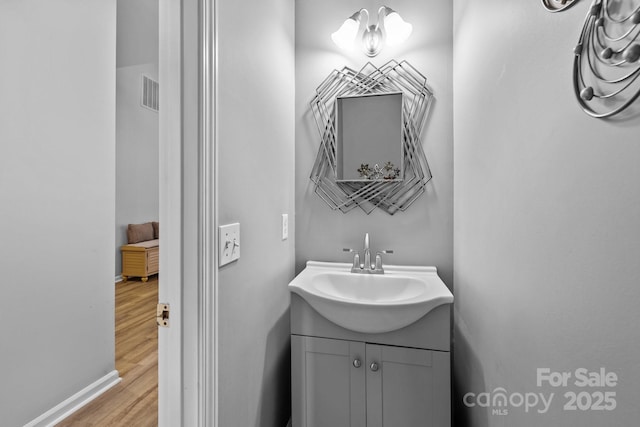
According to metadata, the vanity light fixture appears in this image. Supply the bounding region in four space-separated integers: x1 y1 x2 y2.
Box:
331 6 413 57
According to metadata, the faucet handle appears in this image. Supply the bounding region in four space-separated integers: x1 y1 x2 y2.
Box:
343 248 361 271
374 254 384 272
374 250 393 272
352 253 361 270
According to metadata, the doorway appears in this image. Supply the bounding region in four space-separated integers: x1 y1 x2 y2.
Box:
59 0 161 424
0 1 212 425
113 0 161 419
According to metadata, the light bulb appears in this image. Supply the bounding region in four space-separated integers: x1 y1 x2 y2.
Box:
331 17 360 50
384 11 412 46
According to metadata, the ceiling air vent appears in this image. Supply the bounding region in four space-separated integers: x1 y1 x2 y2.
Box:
141 74 159 112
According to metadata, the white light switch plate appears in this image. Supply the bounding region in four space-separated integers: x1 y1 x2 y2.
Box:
219 223 240 267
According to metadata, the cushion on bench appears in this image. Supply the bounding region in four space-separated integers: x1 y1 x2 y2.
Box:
123 239 159 249
127 222 154 244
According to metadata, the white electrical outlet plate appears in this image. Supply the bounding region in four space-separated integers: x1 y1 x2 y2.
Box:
282 214 288 240
219 223 240 267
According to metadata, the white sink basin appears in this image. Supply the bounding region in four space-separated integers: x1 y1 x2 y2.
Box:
289 261 453 334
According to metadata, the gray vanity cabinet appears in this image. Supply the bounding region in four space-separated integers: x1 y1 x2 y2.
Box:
292 336 366 427
365 344 450 427
292 335 450 427
290 294 451 427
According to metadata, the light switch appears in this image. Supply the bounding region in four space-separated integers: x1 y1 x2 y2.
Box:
219 223 240 267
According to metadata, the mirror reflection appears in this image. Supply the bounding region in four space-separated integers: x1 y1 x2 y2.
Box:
336 92 404 182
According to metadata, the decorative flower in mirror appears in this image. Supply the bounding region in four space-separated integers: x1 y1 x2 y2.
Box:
357 162 401 180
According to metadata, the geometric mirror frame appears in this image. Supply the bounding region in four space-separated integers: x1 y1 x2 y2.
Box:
310 60 434 215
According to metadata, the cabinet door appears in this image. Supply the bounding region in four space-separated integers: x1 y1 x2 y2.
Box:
366 344 450 427
292 335 366 427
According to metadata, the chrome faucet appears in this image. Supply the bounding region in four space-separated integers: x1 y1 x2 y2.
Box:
343 233 393 274
363 233 371 273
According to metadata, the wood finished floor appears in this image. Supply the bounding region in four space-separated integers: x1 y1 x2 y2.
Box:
57 277 158 427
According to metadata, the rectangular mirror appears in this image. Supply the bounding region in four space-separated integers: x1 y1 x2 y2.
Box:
336 92 404 182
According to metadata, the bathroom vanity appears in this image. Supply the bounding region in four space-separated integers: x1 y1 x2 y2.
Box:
289 261 452 427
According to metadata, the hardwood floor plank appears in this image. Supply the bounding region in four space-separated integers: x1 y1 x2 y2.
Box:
57 277 158 426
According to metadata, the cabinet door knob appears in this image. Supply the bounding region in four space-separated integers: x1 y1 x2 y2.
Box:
370 362 379 372
353 359 362 368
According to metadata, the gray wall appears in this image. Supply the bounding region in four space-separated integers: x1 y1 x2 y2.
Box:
216 0 295 425
115 0 159 276
295 0 454 287
454 1 640 425
116 0 159 68
0 1 116 425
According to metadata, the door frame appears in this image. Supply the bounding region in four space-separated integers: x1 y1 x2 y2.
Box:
159 0 217 426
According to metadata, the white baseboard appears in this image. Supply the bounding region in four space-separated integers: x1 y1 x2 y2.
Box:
24 370 121 427
115 274 123 283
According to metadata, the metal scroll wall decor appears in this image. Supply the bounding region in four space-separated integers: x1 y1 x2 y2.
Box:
545 0 640 118
574 0 640 117
542 0 580 13
309 60 433 215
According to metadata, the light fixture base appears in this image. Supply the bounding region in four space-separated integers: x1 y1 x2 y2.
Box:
362 25 383 57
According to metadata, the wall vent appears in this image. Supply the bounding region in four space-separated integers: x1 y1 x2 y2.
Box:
141 75 159 112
